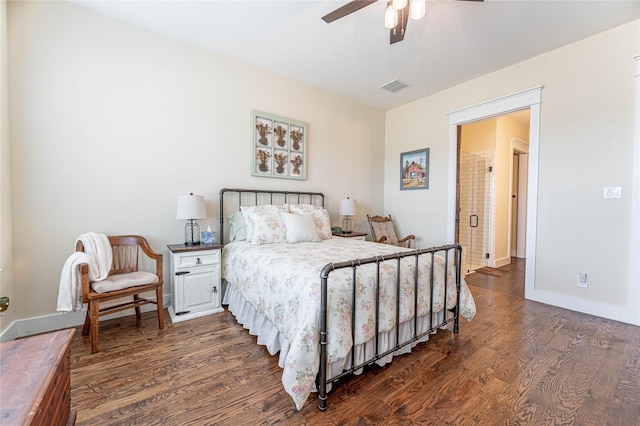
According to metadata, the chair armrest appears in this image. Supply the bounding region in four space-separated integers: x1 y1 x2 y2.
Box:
75 240 92 302
136 237 163 282
78 263 90 303
398 234 416 244
375 236 387 243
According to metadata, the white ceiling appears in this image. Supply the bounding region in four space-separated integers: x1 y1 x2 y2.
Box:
72 0 640 111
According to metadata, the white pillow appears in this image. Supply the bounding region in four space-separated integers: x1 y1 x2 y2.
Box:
281 212 321 243
289 204 332 239
228 211 247 242
241 204 289 245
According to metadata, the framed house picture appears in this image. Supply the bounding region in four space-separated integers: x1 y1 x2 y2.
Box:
251 110 308 180
400 148 429 190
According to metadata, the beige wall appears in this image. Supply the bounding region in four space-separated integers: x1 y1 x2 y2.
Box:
461 119 496 152
386 20 639 323
0 0 15 332
6 1 385 325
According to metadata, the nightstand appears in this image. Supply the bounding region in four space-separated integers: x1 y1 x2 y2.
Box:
332 231 368 241
167 243 224 323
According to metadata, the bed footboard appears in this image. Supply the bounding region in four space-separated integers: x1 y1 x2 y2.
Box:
317 244 462 411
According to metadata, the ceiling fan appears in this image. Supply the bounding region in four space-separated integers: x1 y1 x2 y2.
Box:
322 0 484 45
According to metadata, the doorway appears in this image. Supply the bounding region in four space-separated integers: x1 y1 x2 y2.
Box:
447 86 541 296
456 111 530 275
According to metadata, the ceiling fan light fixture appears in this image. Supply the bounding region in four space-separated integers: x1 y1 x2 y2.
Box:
384 2 398 29
410 0 426 20
392 0 408 10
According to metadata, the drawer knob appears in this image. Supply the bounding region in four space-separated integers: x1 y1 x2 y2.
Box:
196 257 202 265
212 286 218 293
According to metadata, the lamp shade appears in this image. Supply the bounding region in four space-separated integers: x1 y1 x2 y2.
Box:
339 198 357 216
176 194 207 220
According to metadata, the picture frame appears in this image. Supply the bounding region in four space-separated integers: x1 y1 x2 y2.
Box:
400 148 429 190
251 110 308 180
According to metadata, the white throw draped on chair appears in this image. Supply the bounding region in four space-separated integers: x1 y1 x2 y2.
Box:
57 232 112 312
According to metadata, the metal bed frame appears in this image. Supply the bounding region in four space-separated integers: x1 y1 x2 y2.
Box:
219 188 462 411
219 187 325 244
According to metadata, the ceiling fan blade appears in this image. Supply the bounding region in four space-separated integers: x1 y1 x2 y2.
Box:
390 1 410 44
322 0 378 23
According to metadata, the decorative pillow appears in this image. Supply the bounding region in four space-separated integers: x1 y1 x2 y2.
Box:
228 211 247 242
289 204 332 239
280 212 321 243
289 203 316 213
371 221 398 244
241 204 289 245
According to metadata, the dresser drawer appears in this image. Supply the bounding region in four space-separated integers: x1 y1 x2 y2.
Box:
175 251 220 268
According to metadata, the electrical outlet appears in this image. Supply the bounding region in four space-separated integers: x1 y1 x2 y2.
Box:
577 272 588 288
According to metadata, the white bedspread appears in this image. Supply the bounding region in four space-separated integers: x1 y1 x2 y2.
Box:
222 237 476 410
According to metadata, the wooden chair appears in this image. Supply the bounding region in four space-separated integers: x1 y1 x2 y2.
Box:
366 214 415 248
77 235 164 353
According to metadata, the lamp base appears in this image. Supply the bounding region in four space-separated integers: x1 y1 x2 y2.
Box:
185 221 201 245
342 216 353 234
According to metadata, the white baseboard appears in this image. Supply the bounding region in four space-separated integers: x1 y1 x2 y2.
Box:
494 256 511 268
0 294 171 342
525 288 640 326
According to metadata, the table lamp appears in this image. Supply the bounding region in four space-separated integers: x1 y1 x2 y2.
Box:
176 193 207 245
339 197 357 234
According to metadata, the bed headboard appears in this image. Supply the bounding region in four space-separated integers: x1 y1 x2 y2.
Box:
219 188 325 244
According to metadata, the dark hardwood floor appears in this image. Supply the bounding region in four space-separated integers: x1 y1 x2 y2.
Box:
69 258 640 425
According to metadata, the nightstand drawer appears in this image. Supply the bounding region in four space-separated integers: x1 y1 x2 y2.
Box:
176 251 220 268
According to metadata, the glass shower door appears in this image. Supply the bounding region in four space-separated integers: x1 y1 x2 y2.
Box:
459 151 489 274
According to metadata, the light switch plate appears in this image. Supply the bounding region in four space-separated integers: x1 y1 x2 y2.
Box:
604 186 622 199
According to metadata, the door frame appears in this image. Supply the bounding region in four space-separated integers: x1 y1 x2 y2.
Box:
510 138 529 259
447 86 542 298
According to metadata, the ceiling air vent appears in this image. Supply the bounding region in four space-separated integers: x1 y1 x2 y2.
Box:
380 79 410 94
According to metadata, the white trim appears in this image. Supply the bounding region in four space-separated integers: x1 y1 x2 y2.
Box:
524 103 541 300
494 256 512 268
447 86 542 126
511 138 529 152
530 288 636 325
507 138 529 262
629 54 640 325
515 153 529 258
0 294 171 342
447 125 459 242
448 87 542 300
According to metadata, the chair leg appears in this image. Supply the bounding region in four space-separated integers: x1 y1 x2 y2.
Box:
90 300 99 354
133 294 142 326
156 286 165 330
82 310 91 336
